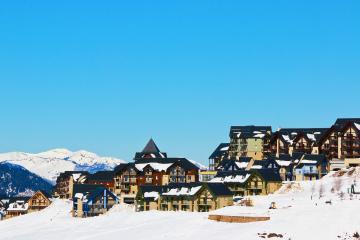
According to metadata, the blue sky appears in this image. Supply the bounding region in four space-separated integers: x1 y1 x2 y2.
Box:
0 1 359 164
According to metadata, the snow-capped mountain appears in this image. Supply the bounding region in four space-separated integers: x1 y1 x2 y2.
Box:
0 162 53 196
0 149 126 184
187 159 208 170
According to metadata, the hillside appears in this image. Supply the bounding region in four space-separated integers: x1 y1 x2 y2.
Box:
0 168 360 239
0 162 53 196
0 149 126 183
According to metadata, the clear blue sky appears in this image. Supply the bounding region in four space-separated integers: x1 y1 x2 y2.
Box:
0 1 359 164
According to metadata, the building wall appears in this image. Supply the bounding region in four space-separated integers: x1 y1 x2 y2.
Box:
28 192 51 212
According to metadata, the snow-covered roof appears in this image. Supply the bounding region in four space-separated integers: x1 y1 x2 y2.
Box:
282 135 294 145
7 201 28 211
253 133 265 138
220 146 229 151
307 134 316 142
135 163 173 172
250 165 263 169
162 186 202 196
74 193 84 199
300 160 317 164
235 162 248 169
144 191 160 200
210 174 251 183
72 173 81 181
276 160 292 167
355 122 360 131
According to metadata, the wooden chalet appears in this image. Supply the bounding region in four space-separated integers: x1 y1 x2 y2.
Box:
28 190 52 212
72 184 118 218
4 197 30 219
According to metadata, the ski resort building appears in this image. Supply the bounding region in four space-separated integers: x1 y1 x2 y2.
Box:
293 154 328 181
54 171 89 199
72 184 118 218
5 198 29 219
28 190 52 213
228 126 272 160
86 171 115 192
113 139 199 204
210 169 282 196
269 128 328 155
136 182 233 212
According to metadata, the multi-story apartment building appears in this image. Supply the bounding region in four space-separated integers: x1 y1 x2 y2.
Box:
319 118 360 166
270 128 328 156
228 125 272 160
114 139 199 204
54 171 88 199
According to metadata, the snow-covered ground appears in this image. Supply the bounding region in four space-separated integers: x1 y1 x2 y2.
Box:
1 168 360 240
0 149 126 183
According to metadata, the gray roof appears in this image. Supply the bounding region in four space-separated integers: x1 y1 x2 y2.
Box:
230 125 272 139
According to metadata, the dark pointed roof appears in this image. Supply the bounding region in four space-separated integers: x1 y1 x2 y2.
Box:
134 139 168 160
142 138 160 153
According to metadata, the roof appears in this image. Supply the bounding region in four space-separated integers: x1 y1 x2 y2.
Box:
216 158 252 171
334 118 360 129
209 143 229 159
296 154 327 168
57 171 89 180
73 185 118 203
113 163 128 174
273 128 328 145
35 190 52 199
140 183 232 198
87 171 115 182
205 183 233 196
135 158 199 171
230 125 272 139
7 197 31 204
215 168 282 182
230 126 272 139
134 139 167 160
253 169 282 182
73 184 103 195
213 170 251 183
318 118 360 145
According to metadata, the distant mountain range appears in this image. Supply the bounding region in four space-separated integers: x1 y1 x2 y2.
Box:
0 149 126 184
0 162 53 197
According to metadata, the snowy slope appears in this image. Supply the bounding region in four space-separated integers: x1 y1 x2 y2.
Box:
0 149 126 183
1 168 360 239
